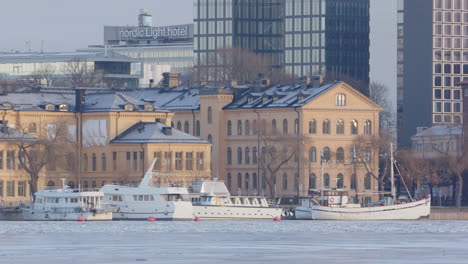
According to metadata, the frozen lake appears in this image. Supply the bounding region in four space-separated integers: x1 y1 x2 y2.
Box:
1 220 467 264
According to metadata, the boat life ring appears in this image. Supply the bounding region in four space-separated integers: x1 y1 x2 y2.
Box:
329 197 335 203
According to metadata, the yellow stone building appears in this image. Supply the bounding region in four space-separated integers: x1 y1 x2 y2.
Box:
0 88 211 206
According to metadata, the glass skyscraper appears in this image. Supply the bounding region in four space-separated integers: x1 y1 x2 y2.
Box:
194 0 370 88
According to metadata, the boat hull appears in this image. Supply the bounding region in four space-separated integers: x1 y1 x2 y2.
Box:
22 209 113 221
295 197 431 220
194 205 282 220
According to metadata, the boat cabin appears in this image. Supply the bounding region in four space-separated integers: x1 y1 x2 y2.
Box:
192 195 270 207
33 189 104 211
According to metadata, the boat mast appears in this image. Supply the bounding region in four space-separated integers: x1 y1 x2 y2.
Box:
390 142 396 201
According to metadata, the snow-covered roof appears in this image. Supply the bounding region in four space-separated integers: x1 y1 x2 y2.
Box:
412 125 463 139
0 124 37 142
110 122 209 144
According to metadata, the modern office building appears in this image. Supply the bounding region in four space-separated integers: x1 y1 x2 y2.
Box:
194 0 370 90
80 10 194 85
399 0 466 146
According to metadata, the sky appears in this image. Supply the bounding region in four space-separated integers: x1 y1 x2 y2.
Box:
0 0 396 92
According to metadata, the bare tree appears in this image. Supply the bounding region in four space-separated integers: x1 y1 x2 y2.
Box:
61 57 104 87
31 63 56 87
369 82 396 134
323 71 369 96
194 47 295 86
11 122 69 200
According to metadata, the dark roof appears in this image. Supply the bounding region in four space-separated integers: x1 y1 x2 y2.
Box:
0 124 37 142
110 122 209 144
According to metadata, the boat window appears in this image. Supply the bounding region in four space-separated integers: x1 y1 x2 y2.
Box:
55 198 59 203
150 195 155 201
70 198 78 203
138 195 144 201
230 198 236 204
112 195 122 202
36 198 43 204
133 195 137 201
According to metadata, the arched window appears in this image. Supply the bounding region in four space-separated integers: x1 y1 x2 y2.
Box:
83 154 88 171
101 181 106 187
83 181 89 189
227 173 232 190
144 103 154 112
271 147 277 164
227 147 232 165
336 120 344 134
364 173 371 190
45 103 55 111
184 121 190 134
309 174 316 189
294 119 299 134
47 180 55 187
196 120 201 136
363 147 372 163
323 119 330 134
237 147 242 164
237 120 242 136
309 147 317 162
324 173 330 188
309 120 317 134
272 119 277 135
364 120 372 135
283 173 288 190
253 147 258 164
245 147 250 164
245 173 250 191
92 181 97 189
68 181 75 189
227 120 232 136
253 173 258 190
351 120 358 135
92 153 97 171
28 123 37 133
337 174 344 188
207 134 212 143
335 93 346 106
283 119 288 134
124 103 135 111
245 120 250 136
350 147 357 162
237 173 242 189
322 147 331 161
101 153 107 171
350 174 357 190
207 107 212 124
177 121 182 130
261 119 266 135
261 147 266 161
336 147 344 163
294 173 299 192
253 120 258 135
262 173 266 189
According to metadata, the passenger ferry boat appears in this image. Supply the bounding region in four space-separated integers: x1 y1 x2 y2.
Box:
189 180 282 220
22 182 113 221
100 159 193 221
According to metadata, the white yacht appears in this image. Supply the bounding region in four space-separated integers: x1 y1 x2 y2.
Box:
189 180 282 220
100 159 193 221
22 182 113 221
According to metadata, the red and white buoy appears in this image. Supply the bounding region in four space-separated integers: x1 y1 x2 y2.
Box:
193 217 202 221
148 216 156 222
77 216 85 222
273 216 281 221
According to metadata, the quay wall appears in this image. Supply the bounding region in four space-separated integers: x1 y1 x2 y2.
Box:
429 207 468 220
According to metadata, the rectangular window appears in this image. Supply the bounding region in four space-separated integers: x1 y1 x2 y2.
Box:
196 152 204 170
454 103 462 112
454 89 462 99
7 151 14 170
112 152 117 171
140 152 144 171
153 152 162 170
444 102 452 112
164 152 172 170
6 181 14 196
0 181 3 196
186 152 193 171
434 102 442 112
444 90 452 99
434 89 442 99
435 76 442 86
175 152 183 170
0 151 3 170
126 152 131 169
18 181 26 197
133 152 138 171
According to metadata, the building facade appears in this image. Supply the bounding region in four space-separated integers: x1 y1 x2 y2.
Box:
0 88 211 205
399 0 466 146
194 0 370 88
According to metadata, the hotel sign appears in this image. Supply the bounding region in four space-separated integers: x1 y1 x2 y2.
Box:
104 25 192 42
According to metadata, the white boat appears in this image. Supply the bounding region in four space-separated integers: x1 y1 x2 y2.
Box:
295 143 431 220
295 190 431 220
189 180 282 220
22 183 113 221
100 159 194 221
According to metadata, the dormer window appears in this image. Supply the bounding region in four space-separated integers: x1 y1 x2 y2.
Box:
335 93 346 106
298 95 305 101
262 96 269 102
59 104 70 112
124 103 135 111
273 96 279 101
45 103 55 111
248 97 254 103
2 103 12 109
144 104 154 112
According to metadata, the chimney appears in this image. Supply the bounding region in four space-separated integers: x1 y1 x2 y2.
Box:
75 88 86 113
457 79 468 157
230 80 238 87
312 75 324 88
162 126 172 136
149 79 155 88
260 78 270 88
162 72 181 88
